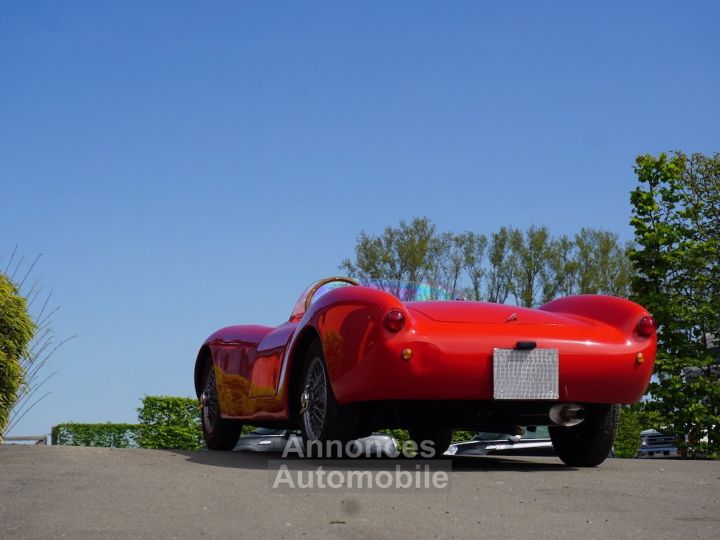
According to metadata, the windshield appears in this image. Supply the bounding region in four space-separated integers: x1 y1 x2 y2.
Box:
290 278 358 321
356 278 453 301
290 277 453 321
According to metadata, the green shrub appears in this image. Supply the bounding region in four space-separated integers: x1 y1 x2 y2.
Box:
52 422 140 447
0 274 35 437
136 395 203 450
383 428 410 448
614 405 643 458
53 396 203 450
452 430 477 443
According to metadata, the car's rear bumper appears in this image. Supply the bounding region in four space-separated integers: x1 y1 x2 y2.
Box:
330 332 655 405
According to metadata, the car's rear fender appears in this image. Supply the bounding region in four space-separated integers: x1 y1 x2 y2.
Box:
194 344 212 398
302 284 411 395
539 294 654 338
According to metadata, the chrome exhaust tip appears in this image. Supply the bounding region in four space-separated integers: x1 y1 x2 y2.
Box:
549 403 585 427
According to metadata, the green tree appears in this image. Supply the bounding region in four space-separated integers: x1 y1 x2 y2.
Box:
486 227 515 304
459 231 488 301
542 234 577 303
0 274 35 438
614 405 643 458
341 217 441 298
629 151 720 458
508 225 554 307
574 228 633 297
341 218 632 306
432 232 465 299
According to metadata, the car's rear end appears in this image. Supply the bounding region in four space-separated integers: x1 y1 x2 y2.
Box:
330 294 656 406
314 284 657 466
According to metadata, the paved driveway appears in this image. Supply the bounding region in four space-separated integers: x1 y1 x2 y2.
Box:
1 445 718 539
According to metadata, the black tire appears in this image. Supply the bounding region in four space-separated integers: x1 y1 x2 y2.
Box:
298 340 357 457
408 425 453 458
200 362 242 450
549 403 620 467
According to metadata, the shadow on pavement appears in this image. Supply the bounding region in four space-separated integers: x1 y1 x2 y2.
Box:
450 455 573 472
172 449 575 472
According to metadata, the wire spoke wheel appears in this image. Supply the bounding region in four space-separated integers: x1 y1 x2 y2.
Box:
200 362 241 450
302 356 328 440
201 368 220 432
297 340 359 456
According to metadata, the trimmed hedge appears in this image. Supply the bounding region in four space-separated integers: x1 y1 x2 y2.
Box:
136 395 203 450
52 422 140 447
0 274 36 437
52 396 203 450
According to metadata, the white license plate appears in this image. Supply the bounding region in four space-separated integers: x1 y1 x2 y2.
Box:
493 348 559 400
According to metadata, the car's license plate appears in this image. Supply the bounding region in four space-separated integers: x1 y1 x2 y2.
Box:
493 348 559 400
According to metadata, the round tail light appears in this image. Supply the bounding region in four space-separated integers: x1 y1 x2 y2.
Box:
384 309 406 332
637 316 657 337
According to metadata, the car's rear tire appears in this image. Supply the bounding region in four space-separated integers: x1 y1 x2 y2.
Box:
408 426 453 458
200 362 242 450
298 340 357 457
549 403 620 467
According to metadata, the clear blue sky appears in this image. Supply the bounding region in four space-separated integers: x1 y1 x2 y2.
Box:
2 1 718 436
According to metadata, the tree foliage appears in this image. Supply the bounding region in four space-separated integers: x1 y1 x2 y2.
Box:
614 405 643 458
341 217 441 288
0 273 35 437
341 217 632 307
629 151 720 458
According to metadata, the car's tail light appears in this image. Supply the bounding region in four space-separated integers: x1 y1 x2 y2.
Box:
384 309 406 332
637 316 657 337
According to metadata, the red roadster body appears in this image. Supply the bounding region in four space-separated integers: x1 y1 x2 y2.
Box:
195 277 656 465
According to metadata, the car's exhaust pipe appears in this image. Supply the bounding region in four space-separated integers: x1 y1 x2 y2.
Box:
549 403 585 427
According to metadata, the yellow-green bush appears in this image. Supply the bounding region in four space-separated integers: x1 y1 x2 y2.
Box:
0 274 35 437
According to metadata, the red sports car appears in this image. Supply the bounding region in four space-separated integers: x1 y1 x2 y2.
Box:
195 277 656 466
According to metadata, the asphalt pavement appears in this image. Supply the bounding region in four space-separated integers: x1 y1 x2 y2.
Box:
1 445 718 539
